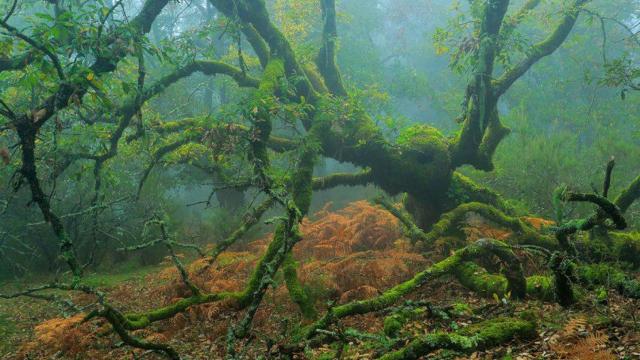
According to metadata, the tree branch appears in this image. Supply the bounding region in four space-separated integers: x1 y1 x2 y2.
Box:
493 0 590 96
316 0 347 96
311 170 373 191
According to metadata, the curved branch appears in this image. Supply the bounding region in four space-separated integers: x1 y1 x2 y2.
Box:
562 191 626 230
493 0 589 96
425 202 554 248
209 0 318 108
241 23 270 68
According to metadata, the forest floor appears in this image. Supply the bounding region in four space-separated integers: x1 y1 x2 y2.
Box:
1 201 640 359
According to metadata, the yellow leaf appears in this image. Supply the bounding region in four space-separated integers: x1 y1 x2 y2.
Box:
86 72 95 81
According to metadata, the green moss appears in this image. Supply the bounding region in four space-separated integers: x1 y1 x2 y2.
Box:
240 225 288 306
383 316 403 338
383 307 427 337
453 262 508 298
379 316 536 360
302 63 329 94
425 202 555 249
525 275 555 301
314 98 453 202
457 316 536 345
283 253 317 319
577 264 640 298
125 292 235 329
447 173 512 212
397 125 448 150
249 58 285 165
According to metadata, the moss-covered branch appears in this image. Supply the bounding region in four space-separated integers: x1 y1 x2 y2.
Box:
283 253 317 319
379 315 537 360
100 305 180 360
425 202 554 248
614 174 640 213
311 169 373 191
561 191 626 230
449 0 509 169
241 23 270 69
303 239 528 339
554 186 628 250
375 197 429 244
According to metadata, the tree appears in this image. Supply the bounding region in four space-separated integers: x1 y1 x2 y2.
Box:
2 0 640 358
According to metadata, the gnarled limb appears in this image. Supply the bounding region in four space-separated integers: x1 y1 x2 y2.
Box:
99 305 180 360
493 0 590 97
303 239 528 339
555 186 628 250
425 202 554 248
241 23 270 69
450 0 510 169
379 315 537 360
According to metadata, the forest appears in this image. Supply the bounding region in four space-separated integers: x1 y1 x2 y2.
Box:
1 0 640 359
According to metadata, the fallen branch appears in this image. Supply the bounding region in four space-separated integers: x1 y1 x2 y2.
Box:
379 315 537 360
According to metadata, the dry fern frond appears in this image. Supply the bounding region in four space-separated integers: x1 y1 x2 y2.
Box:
550 316 614 360
562 315 589 339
